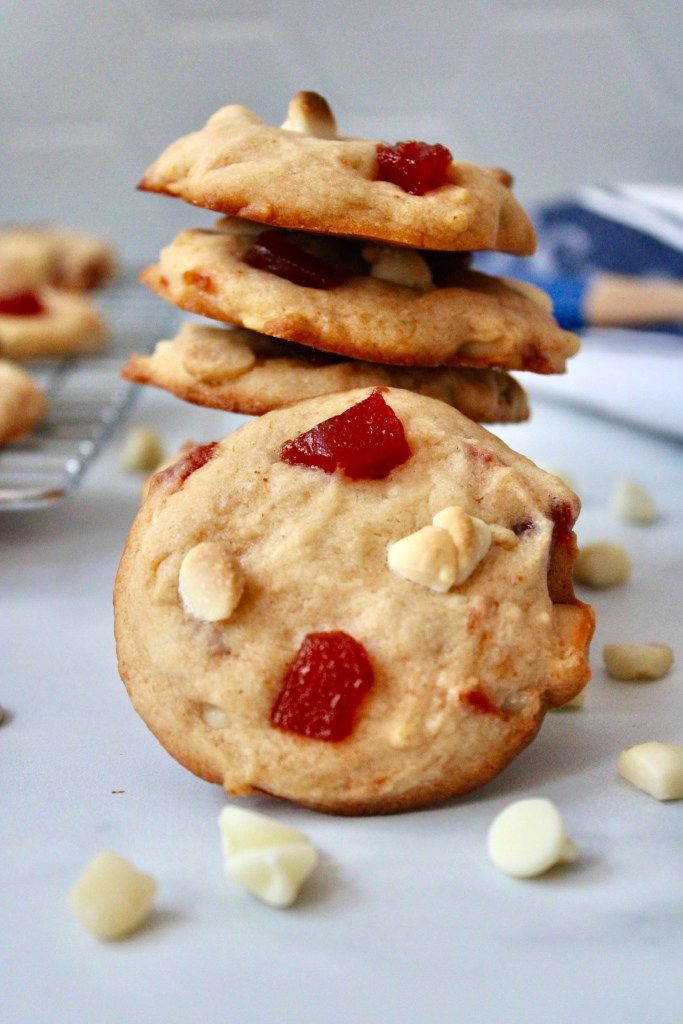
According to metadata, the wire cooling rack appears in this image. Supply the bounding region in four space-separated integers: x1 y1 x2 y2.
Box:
0 272 175 511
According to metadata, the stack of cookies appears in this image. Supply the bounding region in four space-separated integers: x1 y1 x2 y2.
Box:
124 91 578 426
115 93 593 816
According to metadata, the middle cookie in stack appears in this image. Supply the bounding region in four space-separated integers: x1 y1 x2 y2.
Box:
124 92 579 425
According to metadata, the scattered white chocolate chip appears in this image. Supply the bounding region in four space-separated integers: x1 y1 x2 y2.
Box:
613 478 659 524
554 688 586 710
178 541 244 622
218 807 318 908
618 742 683 801
432 506 492 585
68 851 157 940
280 90 337 139
387 525 457 593
363 246 433 290
119 426 165 474
573 542 631 589
603 643 674 681
202 704 231 729
487 798 578 879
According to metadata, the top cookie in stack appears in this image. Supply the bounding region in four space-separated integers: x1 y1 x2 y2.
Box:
125 91 579 423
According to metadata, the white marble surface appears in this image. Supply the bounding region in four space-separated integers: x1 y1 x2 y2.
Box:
1 386 682 1024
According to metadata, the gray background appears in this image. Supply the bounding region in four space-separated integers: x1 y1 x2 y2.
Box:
1 0 682 262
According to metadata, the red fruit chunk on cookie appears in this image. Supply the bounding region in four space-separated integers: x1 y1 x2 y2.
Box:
280 390 411 480
270 631 374 741
244 230 344 289
376 141 452 196
155 441 218 492
0 291 45 316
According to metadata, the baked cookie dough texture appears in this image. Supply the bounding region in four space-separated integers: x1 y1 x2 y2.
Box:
114 389 594 815
139 93 535 255
0 359 46 444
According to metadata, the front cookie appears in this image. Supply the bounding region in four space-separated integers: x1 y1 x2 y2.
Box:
123 322 529 423
141 220 579 372
139 91 535 255
114 388 593 815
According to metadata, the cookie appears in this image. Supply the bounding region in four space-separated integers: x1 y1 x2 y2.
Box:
140 220 578 372
0 359 47 443
0 287 107 359
114 387 594 815
123 322 530 423
138 91 536 255
0 225 116 293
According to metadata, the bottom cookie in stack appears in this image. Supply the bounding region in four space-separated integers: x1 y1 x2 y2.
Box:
114 387 594 815
123 322 529 423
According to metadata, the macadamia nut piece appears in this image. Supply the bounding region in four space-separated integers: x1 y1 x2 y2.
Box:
573 542 631 589
603 644 673 681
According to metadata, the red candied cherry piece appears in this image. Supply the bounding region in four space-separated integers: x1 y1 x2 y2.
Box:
154 441 218 491
270 631 374 741
243 229 345 289
0 291 46 316
375 140 453 196
280 389 411 480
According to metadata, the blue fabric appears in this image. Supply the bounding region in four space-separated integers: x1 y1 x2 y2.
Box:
476 191 683 334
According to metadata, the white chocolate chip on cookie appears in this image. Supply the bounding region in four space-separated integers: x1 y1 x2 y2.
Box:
603 643 673 681
432 506 492 585
573 542 631 589
202 704 231 729
280 90 337 139
618 742 683 801
613 478 659 524
487 798 578 878
363 246 433 290
179 323 256 383
178 541 244 622
387 525 458 592
68 851 157 940
218 806 318 908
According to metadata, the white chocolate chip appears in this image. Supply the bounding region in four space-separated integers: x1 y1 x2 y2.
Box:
68 851 156 940
119 427 165 474
613 478 659 524
179 323 256 383
432 506 492 585
603 643 674 681
218 807 318 908
489 523 518 549
487 798 578 878
541 465 577 492
573 542 631 589
202 704 231 729
178 542 244 622
618 742 683 801
280 91 337 139
554 687 586 710
363 246 433 290
502 278 554 312
387 525 458 592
